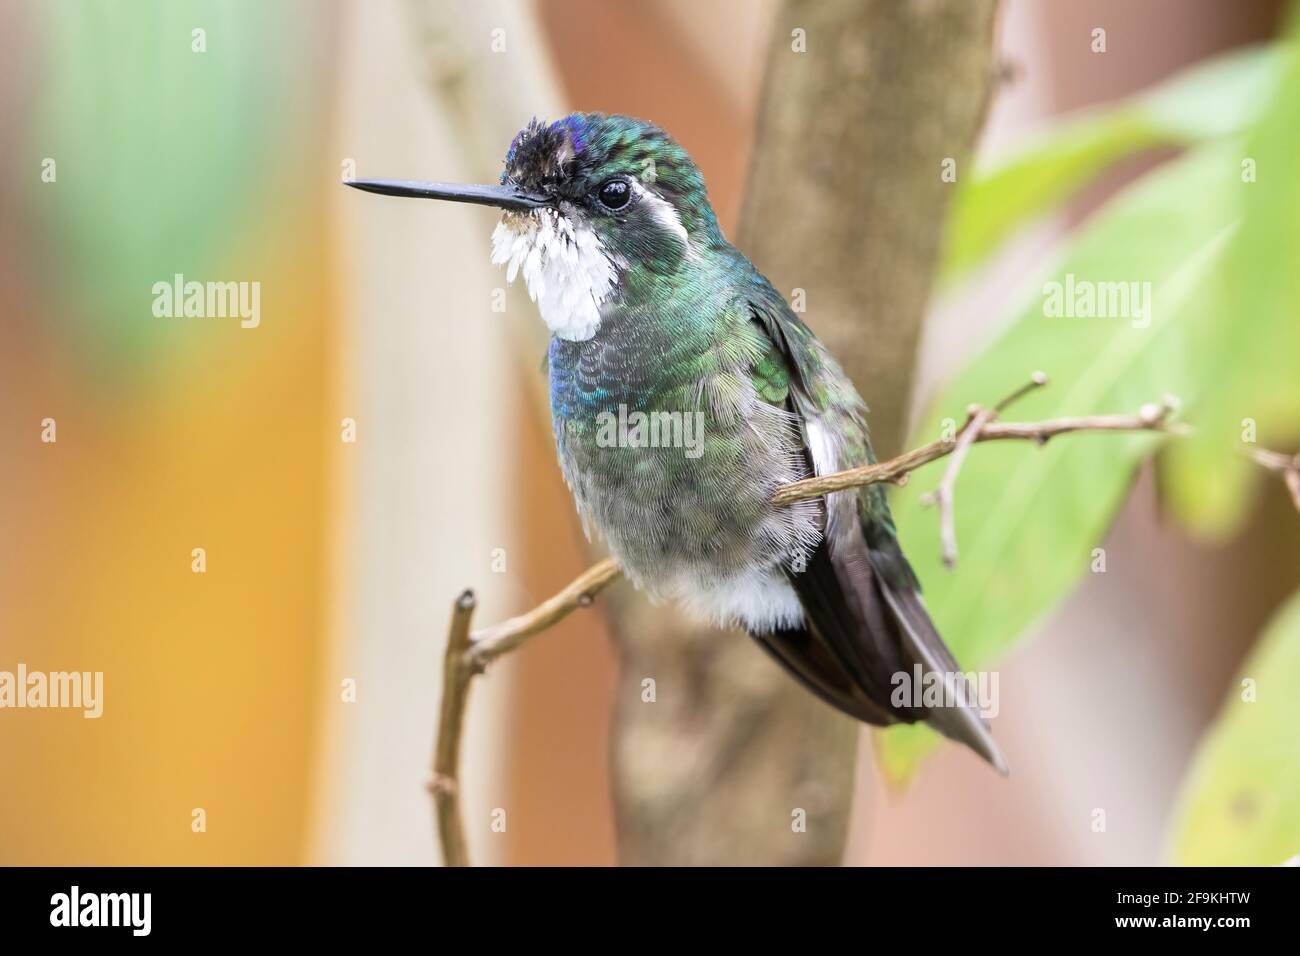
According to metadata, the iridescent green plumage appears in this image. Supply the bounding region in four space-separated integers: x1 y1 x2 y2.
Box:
351 112 1007 773
527 115 1003 771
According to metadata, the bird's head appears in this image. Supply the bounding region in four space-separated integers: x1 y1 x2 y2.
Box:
347 113 720 340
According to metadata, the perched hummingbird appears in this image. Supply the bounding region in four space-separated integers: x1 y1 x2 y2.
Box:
348 113 1007 773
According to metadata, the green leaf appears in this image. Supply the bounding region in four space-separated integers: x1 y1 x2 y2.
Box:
941 44 1280 280
1162 42 1300 538
1170 590 1300 865
878 144 1239 784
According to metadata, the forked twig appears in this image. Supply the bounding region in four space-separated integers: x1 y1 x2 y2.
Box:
430 559 622 866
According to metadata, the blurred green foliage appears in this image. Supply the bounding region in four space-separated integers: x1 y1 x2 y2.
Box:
940 44 1280 281
880 144 1236 782
1171 590 1300 865
878 22 1300 845
1164 45 1300 535
23 1 316 376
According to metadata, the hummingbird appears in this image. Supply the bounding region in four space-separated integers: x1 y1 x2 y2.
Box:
348 113 1007 774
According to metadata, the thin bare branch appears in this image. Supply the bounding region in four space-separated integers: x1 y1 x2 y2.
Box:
430 590 476 868
993 369 1050 413
1248 447 1300 512
432 559 621 866
773 400 1180 508
919 372 1050 567
467 558 623 669
922 405 997 568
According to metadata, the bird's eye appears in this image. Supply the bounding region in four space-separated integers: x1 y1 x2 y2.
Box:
596 178 631 210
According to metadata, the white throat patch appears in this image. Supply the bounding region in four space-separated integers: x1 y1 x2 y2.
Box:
490 208 619 342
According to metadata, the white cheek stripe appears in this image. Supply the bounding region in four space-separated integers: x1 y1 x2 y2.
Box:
635 184 698 261
644 196 685 243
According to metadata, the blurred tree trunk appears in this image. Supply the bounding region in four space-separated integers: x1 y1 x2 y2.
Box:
740 0 1001 461
609 0 1000 865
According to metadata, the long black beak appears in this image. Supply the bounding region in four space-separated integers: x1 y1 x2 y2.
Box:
345 179 550 212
